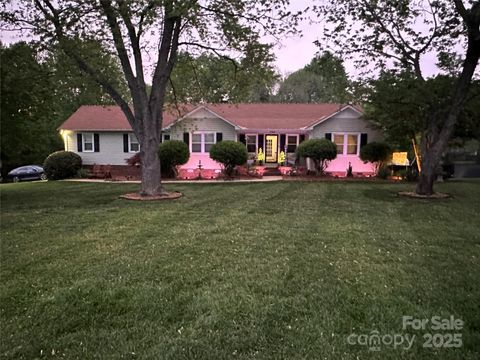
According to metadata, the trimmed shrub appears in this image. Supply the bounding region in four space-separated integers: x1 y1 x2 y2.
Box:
360 142 392 175
43 151 82 180
209 141 248 177
296 138 337 175
377 166 390 179
126 153 141 167
158 140 190 178
76 168 90 179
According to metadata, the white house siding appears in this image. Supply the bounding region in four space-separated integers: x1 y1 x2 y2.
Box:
64 131 136 166
166 114 236 170
310 108 382 140
308 108 383 174
167 111 237 141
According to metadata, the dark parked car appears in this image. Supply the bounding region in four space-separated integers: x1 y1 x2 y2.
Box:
7 165 47 182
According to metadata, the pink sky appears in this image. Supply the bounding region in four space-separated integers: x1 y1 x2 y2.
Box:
271 0 444 78
272 22 441 79
0 1 452 79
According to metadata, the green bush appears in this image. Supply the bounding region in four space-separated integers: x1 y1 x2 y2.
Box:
296 139 337 175
209 141 248 177
76 168 90 179
43 151 82 180
377 166 390 179
360 142 392 174
158 140 190 178
405 167 419 182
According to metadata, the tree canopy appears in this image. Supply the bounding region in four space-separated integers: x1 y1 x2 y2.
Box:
1 42 60 174
168 51 278 103
0 40 127 176
365 71 480 150
47 39 129 121
1 0 304 195
276 52 350 103
317 0 480 195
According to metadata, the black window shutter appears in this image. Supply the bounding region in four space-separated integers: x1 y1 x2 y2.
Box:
239 134 246 144
123 134 129 153
183 132 190 146
258 134 264 151
94 133 100 152
280 134 286 152
216 132 223 143
325 133 332 141
299 134 306 143
77 133 83 152
360 133 368 148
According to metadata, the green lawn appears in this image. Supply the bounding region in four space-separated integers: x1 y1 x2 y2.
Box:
1 180 479 359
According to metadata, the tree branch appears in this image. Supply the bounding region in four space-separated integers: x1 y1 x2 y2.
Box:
98 1 139 101
117 0 145 86
32 0 136 128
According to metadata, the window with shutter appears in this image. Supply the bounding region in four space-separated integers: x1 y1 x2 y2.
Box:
287 135 299 153
129 133 140 152
94 133 100 152
82 133 94 152
77 133 83 152
246 135 257 153
123 134 129 152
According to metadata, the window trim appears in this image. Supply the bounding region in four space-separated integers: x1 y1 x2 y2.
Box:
203 132 215 153
286 134 299 153
128 133 140 153
82 132 94 153
191 131 216 153
332 132 360 155
162 133 171 142
191 133 203 153
245 134 257 153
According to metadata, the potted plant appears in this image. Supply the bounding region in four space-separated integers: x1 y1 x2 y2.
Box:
254 148 266 177
278 151 292 175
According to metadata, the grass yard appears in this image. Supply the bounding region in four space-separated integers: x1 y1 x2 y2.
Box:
1 180 479 359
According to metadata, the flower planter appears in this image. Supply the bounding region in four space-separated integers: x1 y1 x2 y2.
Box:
254 166 266 177
278 166 293 176
236 165 249 176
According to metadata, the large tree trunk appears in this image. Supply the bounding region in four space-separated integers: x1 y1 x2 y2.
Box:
416 11 480 195
138 112 163 196
416 148 439 195
140 138 162 196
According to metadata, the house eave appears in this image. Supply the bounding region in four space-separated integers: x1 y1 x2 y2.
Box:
305 105 363 130
57 128 133 132
236 128 310 134
162 105 241 130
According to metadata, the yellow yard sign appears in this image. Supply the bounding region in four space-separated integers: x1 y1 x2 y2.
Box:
391 152 409 166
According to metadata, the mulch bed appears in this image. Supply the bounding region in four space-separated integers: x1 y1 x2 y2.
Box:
397 191 451 199
120 191 182 201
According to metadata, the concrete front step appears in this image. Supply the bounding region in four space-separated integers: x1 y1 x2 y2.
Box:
263 169 282 176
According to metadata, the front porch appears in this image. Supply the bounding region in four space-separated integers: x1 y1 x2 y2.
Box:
238 131 308 165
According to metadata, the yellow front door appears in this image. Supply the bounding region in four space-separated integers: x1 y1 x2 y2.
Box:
265 135 278 163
